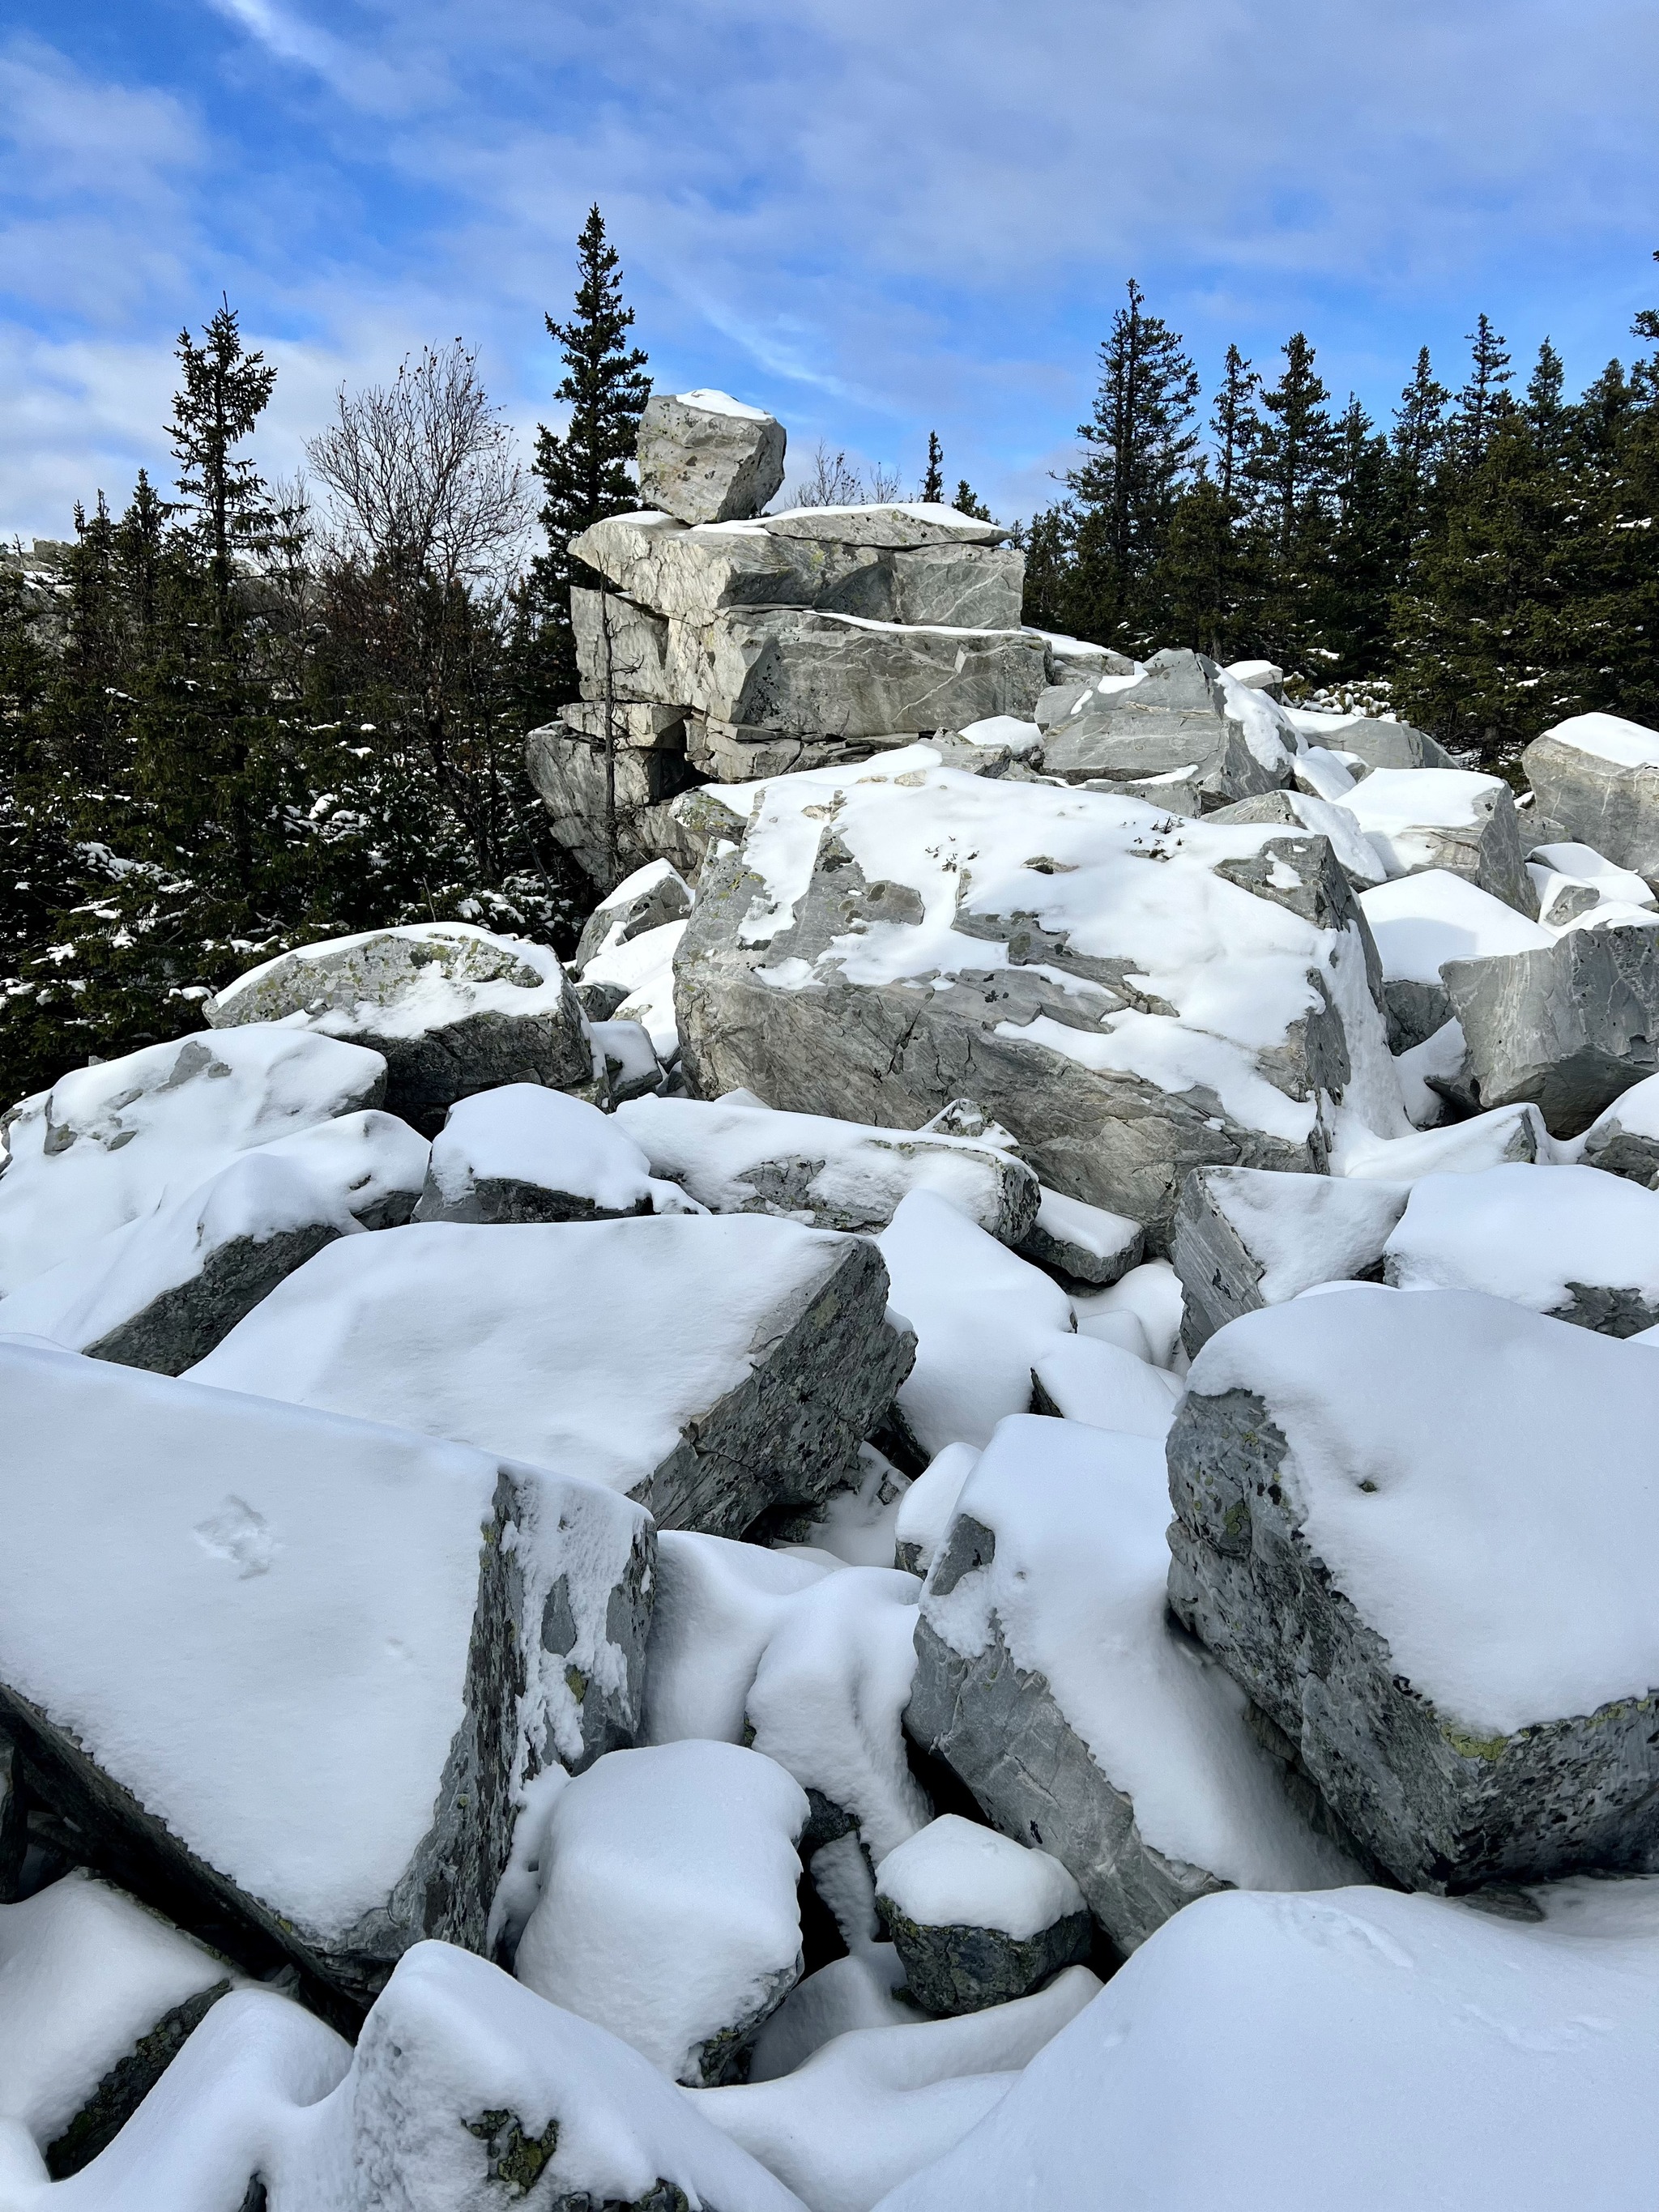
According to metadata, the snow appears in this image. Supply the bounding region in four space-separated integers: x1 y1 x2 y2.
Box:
616 1095 1032 1236
1528 842 1656 927
692 1968 1101 2212
1383 1162 1659 1315
0 1149 363 1354
893 1443 980 1575
923 1416 1361 1892
1192 1167 1410 1306
677 389 774 421
1027 1187 1141 1274
761 502 1004 538
1359 868 1551 980
874 1818 1084 1941
642 1534 834 1745
187 1214 855 1502
878 1191 1074 1454
1213 665 1301 774
1542 709 1659 769
872 1882 1659 2212
728 754 1403 1156
514 1741 808 2084
0 1340 644 1935
954 714 1042 757
1071 1257 1186 1369
1585 1069 1659 1141
748 1950 915 2082
1338 768 1507 878
1271 787 1387 884
254 1106 430 1224
1188 1286 1659 1734
426 1084 653 1216
1030 1333 1182 1437
1337 1099 1557 1182
579 917 686 1059
1389 1014 1467 1126
746 1568 931 1863
1223 660 1283 692
1292 744 1358 799
0 1873 241 2150
783 1443 911 1567
0 1027 385 1296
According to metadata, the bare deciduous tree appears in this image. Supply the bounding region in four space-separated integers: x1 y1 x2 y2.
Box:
789 441 905 509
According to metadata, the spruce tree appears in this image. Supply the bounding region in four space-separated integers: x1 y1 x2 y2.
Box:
1526 339 1569 457
1249 335 1338 664
1391 347 1450 547
952 479 993 521
168 301 278 651
1452 314 1514 471
520 207 650 722
1210 344 1260 503
919 431 945 504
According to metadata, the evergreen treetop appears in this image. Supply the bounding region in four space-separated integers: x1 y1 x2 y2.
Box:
168 300 278 650
919 431 945 504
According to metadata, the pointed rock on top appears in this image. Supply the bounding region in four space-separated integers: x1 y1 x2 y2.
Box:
638 391 787 525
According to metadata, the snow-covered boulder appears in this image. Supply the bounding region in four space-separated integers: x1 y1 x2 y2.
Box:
1382 1161 1659 1332
0 1871 242 2177
0 1026 385 1296
1167 1285 1659 1890
0 1146 364 1373
413 1085 656 1225
1337 767 1532 910
326 1940 804 2210
1337 1098 1555 1180
188 1215 915 1536
872 1818 1091 2017
1027 1330 1183 1438
203 922 592 1135
252 1105 430 1228
514 1741 808 2086
580 917 685 1062
1014 1185 1144 1283
893 1444 979 1576
1173 1165 1409 1353
616 1093 1038 1243
0 1339 652 2006
1359 867 1554 1051
1528 839 1658 929
1040 650 1298 805
1581 1070 1659 1187
572 855 694 976
692 1967 1100 2212
746 1566 932 1861
907 1416 1362 1954
1522 711 1659 880
1441 920 1659 1133
640 1535 836 1745
1205 786 1389 885
1282 710 1456 772
677 754 1405 1245
637 390 787 525
872 1880 1659 2212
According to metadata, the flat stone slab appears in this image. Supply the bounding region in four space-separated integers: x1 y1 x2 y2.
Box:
1166 1285 1659 1890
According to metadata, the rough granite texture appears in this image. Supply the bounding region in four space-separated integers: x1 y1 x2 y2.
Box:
412 1175 653 1229
1441 923 1659 1135
877 1895 1093 2017
1165 1386 1659 1891
636 394 787 525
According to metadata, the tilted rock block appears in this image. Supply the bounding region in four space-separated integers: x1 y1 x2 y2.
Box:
1339 769 1532 912
1441 921 1659 1135
207 923 594 1137
1172 1165 1409 1353
573 858 694 974
1580 1070 1659 1187
1015 1186 1144 1284
1166 1286 1659 1891
637 390 787 525
674 754 1405 1246
0 1339 653 2010
1358 868 1553 1054
1039 650 1295 807
1316 716 1456 772
1522 714 1659 881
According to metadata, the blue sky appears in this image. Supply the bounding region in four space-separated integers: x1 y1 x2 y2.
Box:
3 0 1657 540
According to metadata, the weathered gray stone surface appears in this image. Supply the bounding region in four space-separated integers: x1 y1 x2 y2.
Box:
574 861 695 975
1320 718 1456 772
1343 770 1532 913
760 503 1007 548
879 1895 1093 2017
572 586 680 704
560 697 688 751
527 720 706 892
570 509 1025 630
0 1337 654 2010
663 607 1048 740
1040 649 1290 805
1166 1287 1659 1891
637 392 787 524
1523 722 1659 880
1580 1072 1659 1187
1441 923 1659 1135
1173 1165 1409 1353
1016 1186 1143 1284
685 718 883 783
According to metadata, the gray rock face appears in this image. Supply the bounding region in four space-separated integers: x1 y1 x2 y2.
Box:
662 607 1047 741
525 720 706 893
761 504 1008 548
1343 771 1532 914
206 925 594 1138
686 718 887 783
1580 1074 1659 1187
637 392 787 524
574 862 695 975
1322 718 1456 772
572 586 680 705
1166 1286 1659 1892
1173 1165 1409 1353
1039 650 1290 806
1016 1187 1144 1285
560 697 688 751
1441 923 1659 1135
879 1898 1093 2017
0 1337 654 2011
570 510 1025 630
1523 722 1659 880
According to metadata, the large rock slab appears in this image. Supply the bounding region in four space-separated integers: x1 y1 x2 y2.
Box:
1166 1285 1659 1890
1284 710 1456 771
637 390 787 524
907 1415 1362 1955
0 1339 653 2009
1039 650 1297 805
570 509 1024 629
187 1215 915 1536
206 923 592 1137
759 502 1008 549
675 752 1406 1245
1339 768 1532 911
662 607 1048 740
514 1741 808 2085
615 1092 1038 1242
526 718 705 890
0 1026 386 1296
1173 1164 1409 1353
1359 868 1553 1051
1441 921 1659 1134
414 1085 655 1225
1522 712 1659 880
